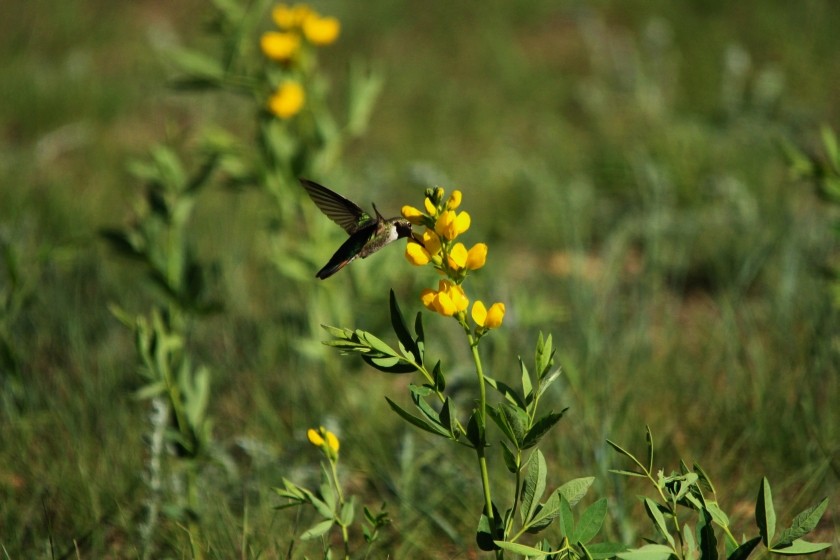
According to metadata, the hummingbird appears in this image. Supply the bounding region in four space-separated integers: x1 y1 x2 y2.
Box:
299 178 417 279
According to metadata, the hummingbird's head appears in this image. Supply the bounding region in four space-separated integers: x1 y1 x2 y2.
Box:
395 219 415 240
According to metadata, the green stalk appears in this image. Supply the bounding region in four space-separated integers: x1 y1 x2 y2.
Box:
467 329 502 558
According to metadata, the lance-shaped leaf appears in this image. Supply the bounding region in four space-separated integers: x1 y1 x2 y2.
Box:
769 539 831 555
300 519 334 540
385 397 449 438
755 477 776 546
525 490 562 533
726 536 761 560
558 477 595 507
576 498 608 545
616 544 674 560
522 408 568 449
772 497 828 549
520 450 548 525
643 498 675 550
389 289 420 363
494 540 548 557
697 508 718 560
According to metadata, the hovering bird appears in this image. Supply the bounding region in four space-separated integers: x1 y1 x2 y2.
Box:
299 178 417 279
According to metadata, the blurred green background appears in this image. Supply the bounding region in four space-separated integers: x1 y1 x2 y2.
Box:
1 0 838 557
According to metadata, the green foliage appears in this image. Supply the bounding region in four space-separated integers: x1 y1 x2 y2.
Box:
608 428 831 559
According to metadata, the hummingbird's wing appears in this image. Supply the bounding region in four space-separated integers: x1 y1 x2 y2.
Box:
299 179 374 234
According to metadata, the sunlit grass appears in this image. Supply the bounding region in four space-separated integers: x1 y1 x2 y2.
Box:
0 0 837 557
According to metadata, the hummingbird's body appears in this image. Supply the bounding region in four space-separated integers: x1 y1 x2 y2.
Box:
299 179 415 279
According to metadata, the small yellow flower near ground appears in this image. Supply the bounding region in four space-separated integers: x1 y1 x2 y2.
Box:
272 3 313 29
401 205 425 225
472 301 505 329
307 426 340 456
307 427 325 446
303 14 341 46
435 210 471 241
268 81 305 119
260 31 301 61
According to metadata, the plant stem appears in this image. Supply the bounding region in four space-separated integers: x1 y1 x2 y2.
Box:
468 331 501 558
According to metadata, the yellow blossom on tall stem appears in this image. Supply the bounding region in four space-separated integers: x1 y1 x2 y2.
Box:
260 31 301 62
307 426 340 459
302 14 341 46
272 3 314 29
268 81 305 119
472 301 505 329
435 210 471 241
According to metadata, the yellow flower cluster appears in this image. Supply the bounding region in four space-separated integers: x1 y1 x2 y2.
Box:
307 426 340 459
262 3 341 62
402 188 505 331
261 4 341 119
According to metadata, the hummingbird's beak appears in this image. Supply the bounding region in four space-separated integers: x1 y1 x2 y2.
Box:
410 231 424 246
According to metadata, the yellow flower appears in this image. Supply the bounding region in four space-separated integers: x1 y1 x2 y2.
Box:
307 427 324 446
272 3 313 29
405 241 430 266
303 14 341 46
260 31 301 61
308 426 340 456
466 243 487 270
401 205 425 225
268 81 305 119
472 301 505 329
420 280 469 317
446 190 462 210
448 242 468 270
435 210 471 240
421 228 442 256
424 196 438 216
447 242 487 271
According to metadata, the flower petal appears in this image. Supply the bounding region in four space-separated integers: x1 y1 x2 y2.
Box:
485 303 506 328
472 301 488 327
446 190 462 210
405 242 430 266
448 243 468 270
466 243 487 270
401 205 425 225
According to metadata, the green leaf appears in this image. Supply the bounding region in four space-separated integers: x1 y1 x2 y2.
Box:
558 477 595 507
772 497 828 548
576 498 608 544
586 542 630 559
643 498 674 549
385 397 449 437
558 495 574 539
726 536 761 560
339 498 355 526
439 397 458 439
769 538 832 555
432 360 445 391
389 289 419 362
535 332 555 377
361 353 416 374
755 477 776 546
526 490 562 533
466 410 484 449
476 512 498 551
609 468 646 478
616 544 674 560
522 408 568 449
706 501 730 529
501 402 529 446
536 368 562 401
821 124 840 169
606 439 640 464
697 509 718 560
694 463 717 498
300 519 334 540
494 540 547 556
500 440 519 473
521 450 548 525
414 311 425 359
357 330 399 357
520 358 533 401
645 426 654 474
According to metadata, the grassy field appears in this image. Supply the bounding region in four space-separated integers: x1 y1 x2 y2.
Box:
1 1 838 557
